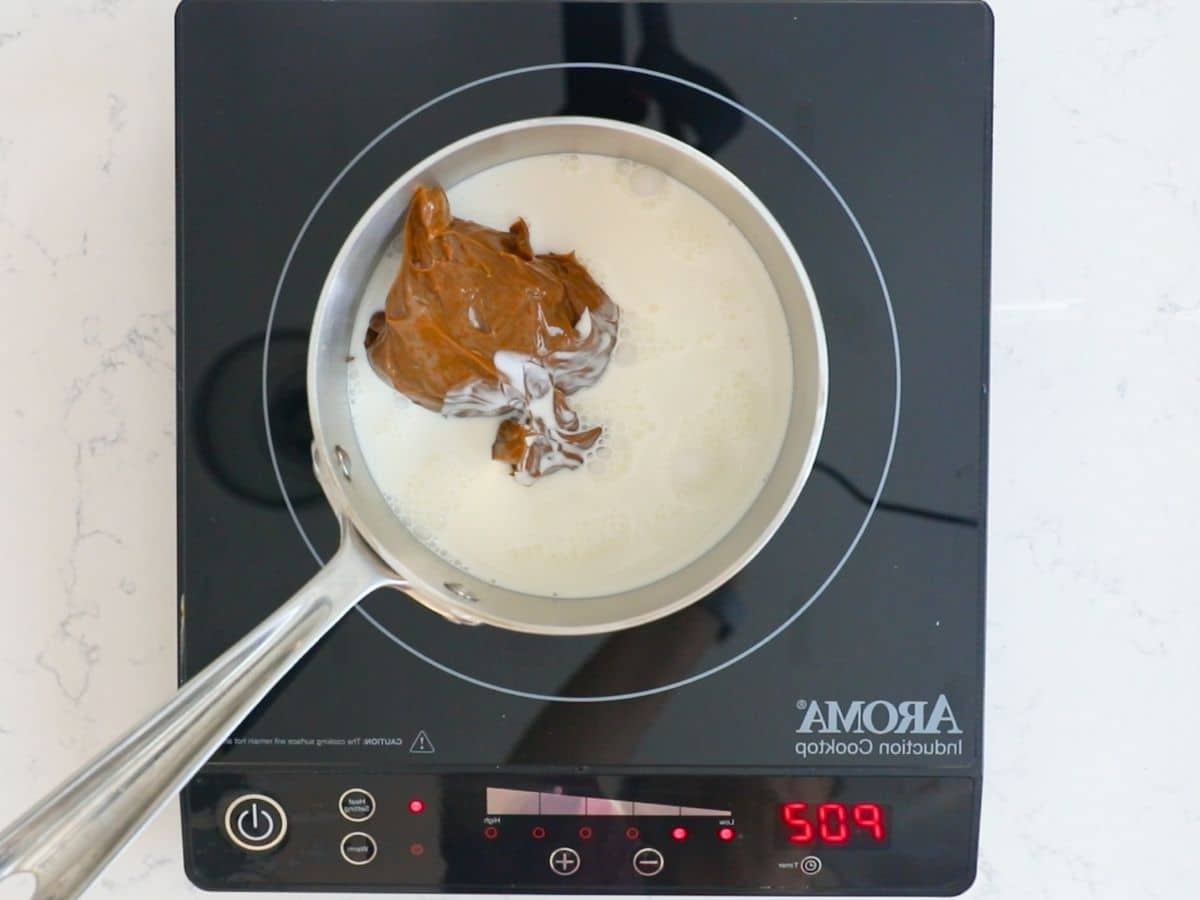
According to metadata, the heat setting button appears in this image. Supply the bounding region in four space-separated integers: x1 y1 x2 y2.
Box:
338 788 376 823
633 847 665 877
224 794 287 852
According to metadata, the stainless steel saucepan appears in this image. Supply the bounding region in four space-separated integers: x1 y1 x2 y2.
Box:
0 117 827 899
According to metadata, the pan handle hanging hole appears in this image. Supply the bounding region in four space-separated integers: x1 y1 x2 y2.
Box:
334 445 352 480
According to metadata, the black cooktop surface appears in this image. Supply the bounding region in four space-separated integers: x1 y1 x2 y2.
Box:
176 1 991 893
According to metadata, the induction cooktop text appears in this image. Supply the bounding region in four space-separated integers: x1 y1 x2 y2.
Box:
793 694 965 760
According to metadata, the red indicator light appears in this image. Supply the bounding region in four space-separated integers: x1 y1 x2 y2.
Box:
484 826 499 840
531 826 546 840
408 799 425 814
671 826 688 841
718 827 736 842
625 827 641 841
579 826 594 840
409 842 425 857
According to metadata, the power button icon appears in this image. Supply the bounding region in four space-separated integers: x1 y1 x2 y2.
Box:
224 794 288 852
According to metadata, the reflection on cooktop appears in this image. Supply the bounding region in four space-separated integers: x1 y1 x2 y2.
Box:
560 3 743 152
193 331 319 507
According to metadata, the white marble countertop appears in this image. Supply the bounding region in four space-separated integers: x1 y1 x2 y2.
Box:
1 0 1198 897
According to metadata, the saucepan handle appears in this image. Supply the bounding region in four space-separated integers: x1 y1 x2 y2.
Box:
0 520 400 900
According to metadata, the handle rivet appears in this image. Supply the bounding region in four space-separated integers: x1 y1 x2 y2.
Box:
445 583 479 603
334 446 352 480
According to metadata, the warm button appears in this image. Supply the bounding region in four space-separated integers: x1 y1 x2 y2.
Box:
339 788 376 823
224 794 287 852
341 832 378 866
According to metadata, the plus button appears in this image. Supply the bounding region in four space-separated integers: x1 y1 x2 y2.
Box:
549 847 581 876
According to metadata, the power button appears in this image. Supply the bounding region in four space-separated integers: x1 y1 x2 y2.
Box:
224 794 288 852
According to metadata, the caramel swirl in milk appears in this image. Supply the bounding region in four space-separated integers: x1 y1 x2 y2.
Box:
364 185 619 482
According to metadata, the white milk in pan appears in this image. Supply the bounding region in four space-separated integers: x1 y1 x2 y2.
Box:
347 153 793 598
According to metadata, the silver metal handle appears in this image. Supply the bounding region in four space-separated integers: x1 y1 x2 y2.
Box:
0 519 401 900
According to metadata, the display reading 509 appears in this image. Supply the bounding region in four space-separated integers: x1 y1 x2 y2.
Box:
779 802 890 848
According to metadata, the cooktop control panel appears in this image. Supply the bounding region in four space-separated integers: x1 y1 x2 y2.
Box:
183 772 978 894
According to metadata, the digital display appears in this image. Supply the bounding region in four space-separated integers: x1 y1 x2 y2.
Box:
780 802 890 848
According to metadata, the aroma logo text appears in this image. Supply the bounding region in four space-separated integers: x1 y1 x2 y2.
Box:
795 695 962 736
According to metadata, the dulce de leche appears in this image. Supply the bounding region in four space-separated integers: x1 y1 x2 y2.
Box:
364 185 619 482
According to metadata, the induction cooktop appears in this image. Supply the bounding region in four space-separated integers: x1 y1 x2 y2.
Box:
175 0 993 894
